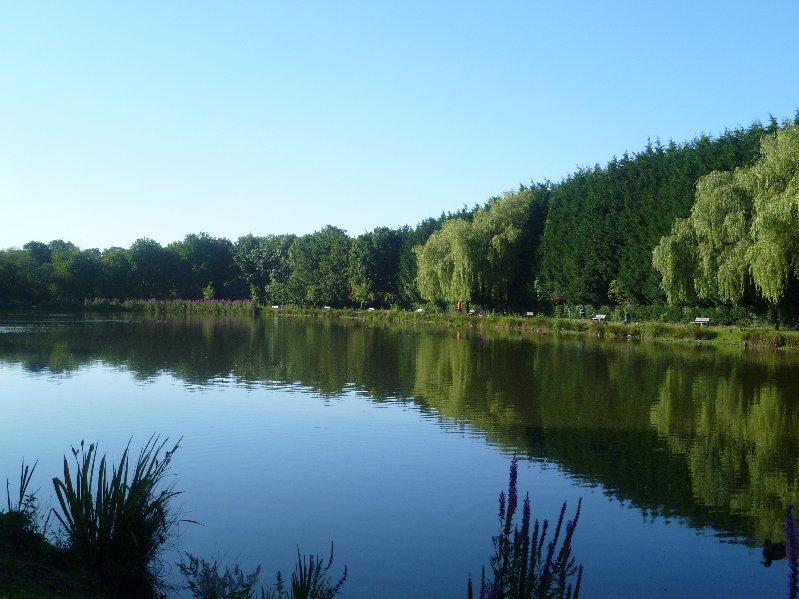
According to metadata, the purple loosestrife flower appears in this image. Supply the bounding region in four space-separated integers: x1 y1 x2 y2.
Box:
503 456 518 538
508 457 518 517
537 518 550 559
531 518 541 561
521 494 531 543
481 578 501 599
786 505 799 599
472 458 583 599
546 540 557 568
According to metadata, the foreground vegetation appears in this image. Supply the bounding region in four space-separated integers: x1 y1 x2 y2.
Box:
5 438 798 597
1 439 588 599
2 116 799 325
1 438 348 599
469 457 582 599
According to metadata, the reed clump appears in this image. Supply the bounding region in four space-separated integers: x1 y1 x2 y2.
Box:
51 436 181 598
84 297 258 316
3 460 41 547
179 543 347 599
742 328 799 349
641 322 717 342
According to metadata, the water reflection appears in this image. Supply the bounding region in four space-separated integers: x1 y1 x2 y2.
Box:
1 314 797 548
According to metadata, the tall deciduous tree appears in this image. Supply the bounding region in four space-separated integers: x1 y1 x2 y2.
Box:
98 247 134 299
128 238 176 299
348 233 376 307
289 226 351 306
348 227 403 307
0 249 49 304
49 243 101 301
169 233 235 299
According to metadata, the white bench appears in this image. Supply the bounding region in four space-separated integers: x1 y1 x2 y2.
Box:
525 311 535 317
693 317 710 325
591 314 606 322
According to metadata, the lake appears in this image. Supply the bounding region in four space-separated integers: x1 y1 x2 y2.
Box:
1 313 796 598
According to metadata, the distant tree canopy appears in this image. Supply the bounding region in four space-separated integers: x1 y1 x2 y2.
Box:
1 116 798 318
653 123 799 309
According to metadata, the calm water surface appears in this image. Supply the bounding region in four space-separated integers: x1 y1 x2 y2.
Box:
1 314 797 598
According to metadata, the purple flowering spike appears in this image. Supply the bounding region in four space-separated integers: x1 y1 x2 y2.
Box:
508 457 518 515
786 505 799 599
470 458 583 599
521 493 531 539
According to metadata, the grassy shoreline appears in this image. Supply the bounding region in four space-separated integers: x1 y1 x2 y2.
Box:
0 511 111 599
8 299 799 351
249 306 799 351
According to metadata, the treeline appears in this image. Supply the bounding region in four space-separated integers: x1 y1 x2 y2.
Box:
0 220 448 308
2 116 797 315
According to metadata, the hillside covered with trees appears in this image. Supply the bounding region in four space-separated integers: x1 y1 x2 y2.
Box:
2 116 798 322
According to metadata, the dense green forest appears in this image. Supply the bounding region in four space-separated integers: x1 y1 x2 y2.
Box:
2 116 798 320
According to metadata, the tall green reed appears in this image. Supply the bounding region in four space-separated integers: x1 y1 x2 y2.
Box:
51 435 181 598
2 459 43 543
6 459 38 516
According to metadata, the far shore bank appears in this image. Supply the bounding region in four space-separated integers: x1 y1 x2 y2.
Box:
4 299 799 352
267 306 799 351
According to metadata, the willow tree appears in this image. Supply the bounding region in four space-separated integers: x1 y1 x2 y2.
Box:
653 123 799 308
414 218 475 304
741 124 799 303
470 190 534 308
689 171 753 303
653 168 754 305
651 218 699 305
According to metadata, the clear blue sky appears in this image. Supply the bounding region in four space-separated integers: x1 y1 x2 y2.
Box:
1 1 797 251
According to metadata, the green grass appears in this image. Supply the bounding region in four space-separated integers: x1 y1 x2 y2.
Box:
260 307 799 351
0 517 111 599
1 462 111 599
